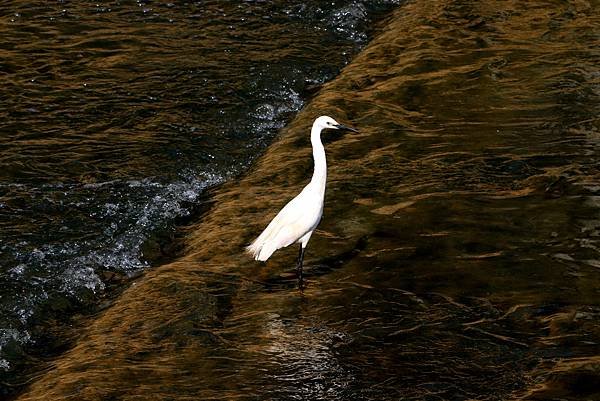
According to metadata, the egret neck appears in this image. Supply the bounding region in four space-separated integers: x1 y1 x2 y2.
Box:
310 122 327 194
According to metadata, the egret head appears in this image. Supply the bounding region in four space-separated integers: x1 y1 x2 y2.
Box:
314 115 359 133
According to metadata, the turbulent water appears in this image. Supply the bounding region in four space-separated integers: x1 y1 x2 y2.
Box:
4 0 600 400
0 0 398 392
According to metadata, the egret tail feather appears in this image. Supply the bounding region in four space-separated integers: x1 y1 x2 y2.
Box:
245 241 276 262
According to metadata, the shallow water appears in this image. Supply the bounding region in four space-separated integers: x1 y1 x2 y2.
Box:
0 0 398 393
7 0 600 400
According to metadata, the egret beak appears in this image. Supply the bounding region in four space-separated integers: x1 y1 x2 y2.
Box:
335 123 359 133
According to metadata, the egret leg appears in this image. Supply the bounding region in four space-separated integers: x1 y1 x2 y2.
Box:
296 244 306 290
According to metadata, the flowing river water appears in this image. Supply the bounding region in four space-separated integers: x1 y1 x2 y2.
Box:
0 0 398 396
3 0 600 400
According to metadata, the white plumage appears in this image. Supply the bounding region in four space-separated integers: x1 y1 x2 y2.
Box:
247 182 323 261
246 115 357 287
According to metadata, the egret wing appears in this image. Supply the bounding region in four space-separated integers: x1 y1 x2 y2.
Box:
247 190 321 261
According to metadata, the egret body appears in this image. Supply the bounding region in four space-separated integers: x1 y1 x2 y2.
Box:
246 115 357 288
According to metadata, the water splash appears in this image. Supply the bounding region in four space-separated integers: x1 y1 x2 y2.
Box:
0 171 223 370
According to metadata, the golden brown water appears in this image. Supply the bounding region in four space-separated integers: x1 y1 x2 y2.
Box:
14 0 600 400
0 0 396 393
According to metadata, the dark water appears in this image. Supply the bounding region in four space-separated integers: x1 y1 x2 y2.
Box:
6 0 600 400
0 0 398 393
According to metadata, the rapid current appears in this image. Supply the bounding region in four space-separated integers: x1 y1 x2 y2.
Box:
2 1 600 400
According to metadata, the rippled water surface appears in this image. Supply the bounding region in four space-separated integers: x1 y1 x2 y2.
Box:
0 0 398 393
5 0 600 400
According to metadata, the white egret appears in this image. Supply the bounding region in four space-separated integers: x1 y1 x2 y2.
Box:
246 115 358 289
